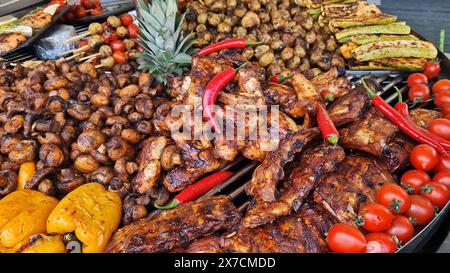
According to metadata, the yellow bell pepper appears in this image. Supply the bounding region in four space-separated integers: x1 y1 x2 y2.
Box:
47 183 122 253
17 162 36 190
0 190 58 248
0 233 66 253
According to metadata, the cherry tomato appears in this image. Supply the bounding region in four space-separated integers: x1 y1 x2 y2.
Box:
407 73 428 88
102 32 112 44
428 118 450 141
432 79 450 95
408 84 430 101
400 170 431 194
120 13 134 27
433 170 450 191
81 0 96 9
386 215 414 243
79 40 89 47
356 203 394 232
112 51 128 64
65 11 76 21
410 144 438 171
128 23 139 39
404 195 435 225
435 90 450 108
435 154 450 172
90 6 104 16
327 223 367 253
376 184 411 214
110 40 126 52
423 60 441 79
420 182 450 209
75 6 87 18
441 102 450 115
365 233 397 253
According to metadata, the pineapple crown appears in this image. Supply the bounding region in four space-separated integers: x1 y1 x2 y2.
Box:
136 0 196 85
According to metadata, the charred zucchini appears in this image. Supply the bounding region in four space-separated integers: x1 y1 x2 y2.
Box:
352 40 438 62
350 34 419 45
376 57 427 72
336 22 410 42
330 14 397 28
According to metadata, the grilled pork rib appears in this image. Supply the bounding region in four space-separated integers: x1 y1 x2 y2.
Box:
106 196 240 253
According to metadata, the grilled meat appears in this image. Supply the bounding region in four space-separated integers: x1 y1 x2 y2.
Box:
245 128 320 205
181 201 335 253
311 67 350 99
243 144 345 228
409 108 442 129
339 107 399 158
328 83 371 126
106 196 240 253
0 34 27 55
261 82 310 119
20 9 52 30
313 154 395 223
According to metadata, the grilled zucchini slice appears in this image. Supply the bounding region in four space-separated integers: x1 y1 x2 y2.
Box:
330 14 397 28
323 1 381 18
350 34 419 45
376 57 427 72
352 40 438 62
336 22 410 42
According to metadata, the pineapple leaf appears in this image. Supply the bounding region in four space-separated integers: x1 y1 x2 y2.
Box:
173 53 192 64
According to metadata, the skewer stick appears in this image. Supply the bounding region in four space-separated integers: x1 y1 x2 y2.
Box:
83 56 97 64
60 45 90 57
79 52 101 62
66 52 84 61
95 64 104 69
67 32 91 43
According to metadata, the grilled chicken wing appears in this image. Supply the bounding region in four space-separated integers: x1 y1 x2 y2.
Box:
106 196 240 253
328 83 371 126
313 154 395 223
311 67 350 99
20 9 52 29
243 144 345 228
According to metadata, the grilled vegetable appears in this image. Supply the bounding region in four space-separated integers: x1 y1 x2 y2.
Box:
0 233 66 253
336 22 410 42
375 57 427 72
340 42 358 59
0 190 58 248
330 14 397 29
46 183 122 253
352 40 438 62
349 34 419 45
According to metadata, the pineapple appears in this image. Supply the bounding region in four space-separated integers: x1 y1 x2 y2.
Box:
136 0 196 85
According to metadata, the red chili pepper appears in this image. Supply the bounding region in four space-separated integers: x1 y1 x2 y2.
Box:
320 89 336 102
316 103 339 145
268 73 294 83
394 89 450 151
203 63 247 131
154 171 234 210
361 79 448 154
196 38 263 56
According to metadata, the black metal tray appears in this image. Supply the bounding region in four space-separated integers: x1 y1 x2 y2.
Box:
68 1 134 25
0 3 70 57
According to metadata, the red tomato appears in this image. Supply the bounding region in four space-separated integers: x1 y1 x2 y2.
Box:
327 223 367 253
408 84 431 101
386 215 414 243
90 6 104 16
102 32 112 44
120 13 134 27
435 154 450 172
400 170 431 194
376 184 411 214
65 11 76 21
81 0 96 9
428 118 450 141
365 233 397 253
410 144 438 171
407 73 428 88
74 6 87 18
423 60 441 79
433 170 450 191
128 23 139 39
112 51 128 64
432 79 450 95
79 40 89 47
435 90 450 108
110 40 126 52
441 102 450 115
404 195 435 225
356 203 394 232
420 182 450 209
